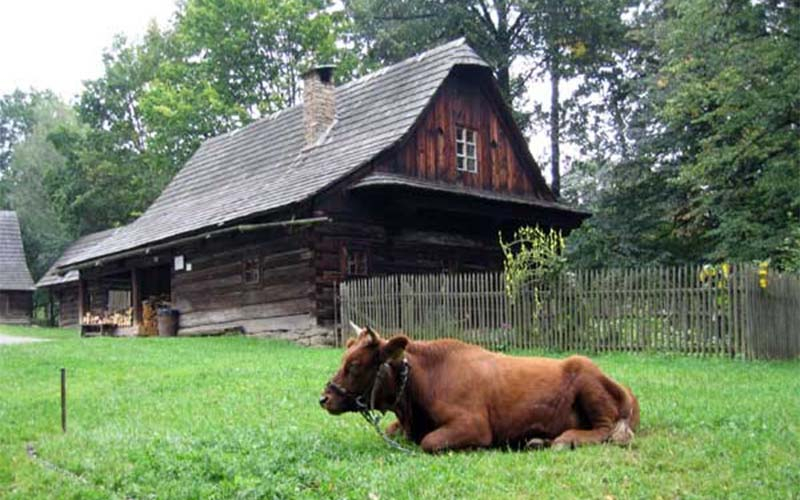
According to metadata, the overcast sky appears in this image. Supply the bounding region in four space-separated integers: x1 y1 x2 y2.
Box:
0 0 569 168
0 0 176 100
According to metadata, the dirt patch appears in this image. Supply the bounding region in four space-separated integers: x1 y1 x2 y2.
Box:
0 334 49 345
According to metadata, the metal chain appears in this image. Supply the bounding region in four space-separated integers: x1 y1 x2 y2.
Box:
359 410 415 454
359 358 415 453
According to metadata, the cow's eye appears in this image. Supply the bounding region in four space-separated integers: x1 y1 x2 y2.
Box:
346 362 360 375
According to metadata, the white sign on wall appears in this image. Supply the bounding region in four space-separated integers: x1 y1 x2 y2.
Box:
174 255 185 271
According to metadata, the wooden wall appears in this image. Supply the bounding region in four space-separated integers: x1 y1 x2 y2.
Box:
172 229 317 335
310 204 506 327
55 285 80 327
0 290 32 325
376 72 553 200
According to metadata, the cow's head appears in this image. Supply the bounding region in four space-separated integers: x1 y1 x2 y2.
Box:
319 322 409 415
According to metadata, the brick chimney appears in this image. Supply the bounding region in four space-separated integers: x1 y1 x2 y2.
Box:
303 65 336 147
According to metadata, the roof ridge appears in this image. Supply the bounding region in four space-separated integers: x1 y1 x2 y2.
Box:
337 38 473 92
203 39 476 147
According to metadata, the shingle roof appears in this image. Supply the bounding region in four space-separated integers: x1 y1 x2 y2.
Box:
0 211 34 291
36 228 121 288
60 39 537 268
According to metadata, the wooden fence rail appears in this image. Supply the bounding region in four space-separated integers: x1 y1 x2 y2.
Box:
338 264 800 360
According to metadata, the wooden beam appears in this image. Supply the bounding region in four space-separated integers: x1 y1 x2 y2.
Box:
131 269 142 326
78 279 88 324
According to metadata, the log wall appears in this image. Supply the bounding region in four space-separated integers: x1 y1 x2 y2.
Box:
56 285 80 327
171 228 330 344
0 290 32 325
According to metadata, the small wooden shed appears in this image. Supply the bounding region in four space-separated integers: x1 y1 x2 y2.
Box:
0 211 34 324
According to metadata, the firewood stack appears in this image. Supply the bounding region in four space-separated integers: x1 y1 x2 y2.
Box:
140 300 159 336
82 308 133 326
139 295 171 336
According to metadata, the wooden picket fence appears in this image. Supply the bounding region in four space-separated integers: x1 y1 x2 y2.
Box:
337 264 800 360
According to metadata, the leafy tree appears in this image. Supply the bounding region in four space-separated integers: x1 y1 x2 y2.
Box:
0 93 75 278
565 0 800 269
174 0 361 114
654 0 800 265
0 90 60 208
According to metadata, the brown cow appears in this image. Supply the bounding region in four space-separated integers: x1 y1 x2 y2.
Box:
320 323 640 453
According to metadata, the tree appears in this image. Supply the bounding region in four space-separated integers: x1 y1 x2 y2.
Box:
174 0 361 114
0 90 61 208
565 0 800 269
0 93 76 278
653 0 800 265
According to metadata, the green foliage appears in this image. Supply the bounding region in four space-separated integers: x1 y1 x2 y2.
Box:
0 90 57 177
657 0 800 266
500 226 566 300
0 93 76 278
1 326 799 498
175 0 355 114
565 0 800 269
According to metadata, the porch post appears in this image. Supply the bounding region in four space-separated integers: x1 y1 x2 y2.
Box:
48 289 55 326
131 268 142 325
78 279 88 324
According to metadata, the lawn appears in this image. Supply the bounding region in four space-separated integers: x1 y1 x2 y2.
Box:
1 325 798 499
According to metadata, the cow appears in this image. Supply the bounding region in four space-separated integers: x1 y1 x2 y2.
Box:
320 323 640 453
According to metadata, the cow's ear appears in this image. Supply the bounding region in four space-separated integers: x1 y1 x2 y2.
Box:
381 335 409 361
346 337 357 348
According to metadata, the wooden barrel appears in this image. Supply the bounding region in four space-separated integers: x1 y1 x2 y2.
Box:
157 308 179 336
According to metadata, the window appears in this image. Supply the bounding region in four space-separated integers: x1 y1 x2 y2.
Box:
108 290 132 312
456 126 478 173
344 248 368 277
243 258 260 285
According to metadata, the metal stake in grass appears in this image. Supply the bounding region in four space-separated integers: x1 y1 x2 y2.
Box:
60 368 66 433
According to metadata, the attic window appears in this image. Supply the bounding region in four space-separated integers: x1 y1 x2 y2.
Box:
456 126 478 173
243 258 260 285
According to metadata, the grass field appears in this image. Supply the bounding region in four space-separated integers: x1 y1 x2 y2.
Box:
1 325 798 499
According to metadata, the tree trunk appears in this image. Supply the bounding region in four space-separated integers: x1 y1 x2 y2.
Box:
496 64 511 103
549 58 561 198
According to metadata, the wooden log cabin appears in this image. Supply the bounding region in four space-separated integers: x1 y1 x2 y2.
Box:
0 211 34 325
55 39 588 344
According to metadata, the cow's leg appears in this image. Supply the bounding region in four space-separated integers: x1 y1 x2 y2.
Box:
420 417 492 453
552 375 625 449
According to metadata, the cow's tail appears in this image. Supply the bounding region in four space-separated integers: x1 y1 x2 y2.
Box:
600 374 639 445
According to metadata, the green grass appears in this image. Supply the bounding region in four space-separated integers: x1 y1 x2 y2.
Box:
1 325 798 499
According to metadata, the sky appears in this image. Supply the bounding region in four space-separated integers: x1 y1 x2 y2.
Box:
0 0 176 100
0 0 573 172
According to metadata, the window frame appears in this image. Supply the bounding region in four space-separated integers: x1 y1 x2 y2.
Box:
456 125 479 174
342 247 369 278
242 257 261 285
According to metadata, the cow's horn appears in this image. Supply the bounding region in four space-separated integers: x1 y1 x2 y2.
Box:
349 321 362 335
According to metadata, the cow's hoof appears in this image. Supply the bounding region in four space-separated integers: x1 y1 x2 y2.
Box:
608 420 634 446
385 421 403 437
525 438 549 450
